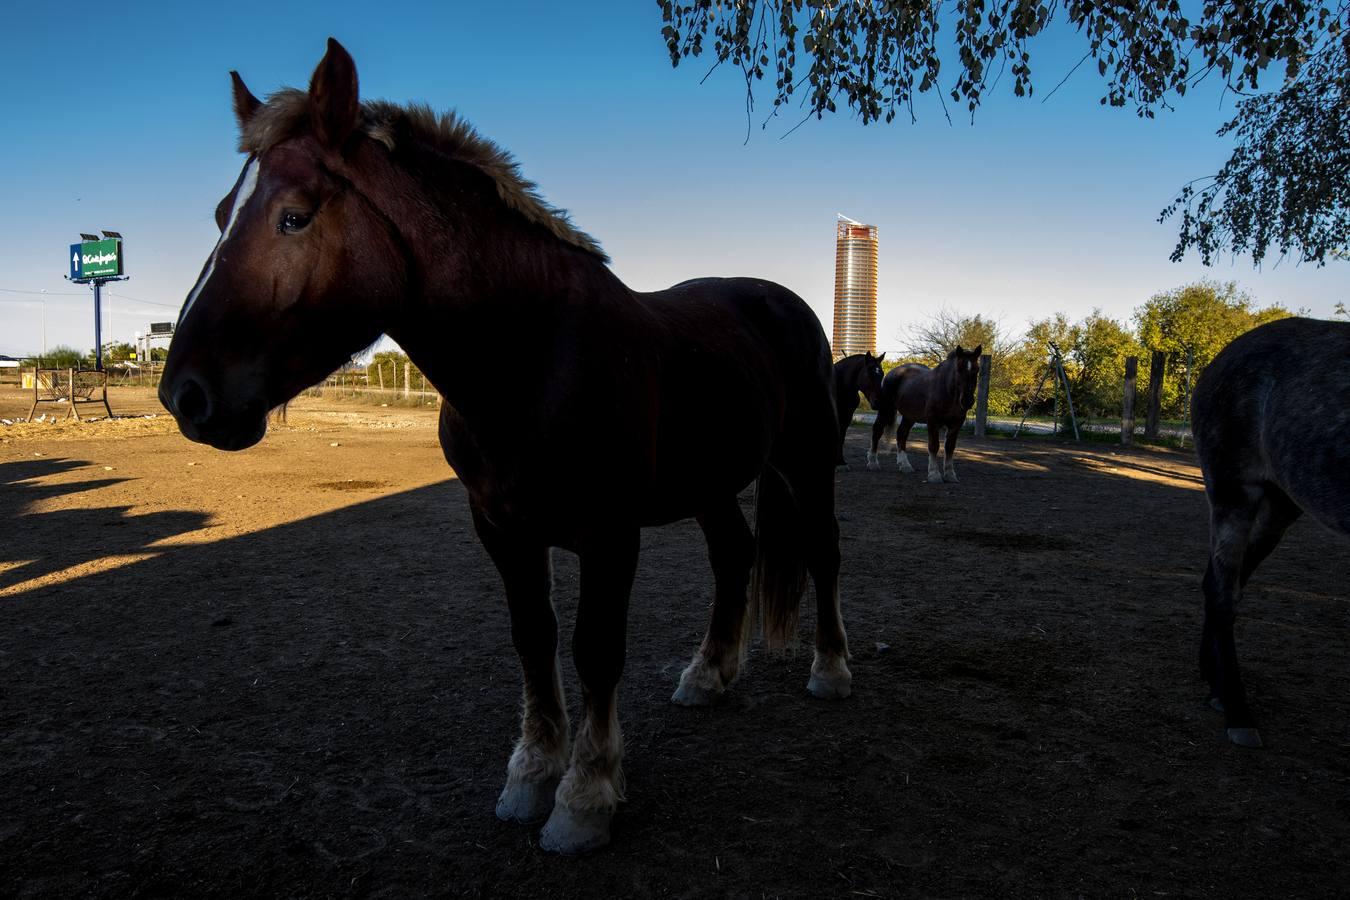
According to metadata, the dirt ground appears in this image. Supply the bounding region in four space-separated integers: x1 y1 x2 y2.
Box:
2 385 1347 898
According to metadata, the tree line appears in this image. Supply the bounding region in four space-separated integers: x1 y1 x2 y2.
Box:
24 343 167 369
887 280 1307 420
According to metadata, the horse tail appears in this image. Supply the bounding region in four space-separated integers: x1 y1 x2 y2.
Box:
879 404 897 437
871 402 897 450
750 467 807 650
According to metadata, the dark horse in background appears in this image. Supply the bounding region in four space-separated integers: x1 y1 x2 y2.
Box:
1191 317 1349 749
867 345 982 483
833 351 886 467
158 40 850 855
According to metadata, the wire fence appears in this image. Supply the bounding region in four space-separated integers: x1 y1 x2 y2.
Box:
7 352 1190 445
297 367 441 406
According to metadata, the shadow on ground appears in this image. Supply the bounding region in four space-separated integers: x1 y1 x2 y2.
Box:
2 435 1347 897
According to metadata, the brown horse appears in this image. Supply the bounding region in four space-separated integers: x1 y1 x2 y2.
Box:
867 346 982 483
1192 317 1350 748
157 40 850 855
833 351 886 467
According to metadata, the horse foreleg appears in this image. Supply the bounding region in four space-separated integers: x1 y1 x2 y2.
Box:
540 528 639 855
472 508 569 824
836 395 858 469
942 422 961 483
895 418 916 473
925 425 943 484
1200 488 1262 748
674 498 755 706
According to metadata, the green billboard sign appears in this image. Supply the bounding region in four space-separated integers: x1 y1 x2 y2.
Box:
69 238 123 280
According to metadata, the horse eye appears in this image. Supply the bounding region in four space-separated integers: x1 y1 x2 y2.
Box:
278 211 312 234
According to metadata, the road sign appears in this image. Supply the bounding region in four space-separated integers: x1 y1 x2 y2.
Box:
150 322 174 335
68 237 123 281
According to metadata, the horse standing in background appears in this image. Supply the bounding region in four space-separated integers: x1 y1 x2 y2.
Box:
833 351 886 467
1191 317 1350 749
867 345 982 483
158 39 851 856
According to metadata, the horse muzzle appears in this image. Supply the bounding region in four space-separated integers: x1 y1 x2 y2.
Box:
160 372 268 451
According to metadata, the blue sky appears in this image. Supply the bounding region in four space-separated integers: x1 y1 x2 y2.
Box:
1 0 1344 359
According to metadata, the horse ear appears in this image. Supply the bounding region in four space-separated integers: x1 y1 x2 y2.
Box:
308 37 360 151
972 344 982 357
230 71 261 129
876 351 887 362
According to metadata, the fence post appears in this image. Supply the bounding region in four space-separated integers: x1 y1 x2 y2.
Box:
27 366 38 421
1121 355 1137 445
67 368 80 421
403 362 411 400
377 365 385 391
973 353 991 438
1181 345 1194 447
1145 350 1165 439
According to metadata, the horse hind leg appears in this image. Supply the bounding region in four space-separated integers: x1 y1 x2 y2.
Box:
540 528 639 855
1240 486 1301 586
771 451 851 698
1199 484 1267 748
472 509 570 824
895 418 916 473
1201 485 1302 748
804 491 851 698
673 497 755 706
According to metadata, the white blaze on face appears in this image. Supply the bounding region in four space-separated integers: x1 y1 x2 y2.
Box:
178 157 262 328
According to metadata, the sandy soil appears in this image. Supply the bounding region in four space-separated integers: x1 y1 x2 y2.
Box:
2 385 1347 898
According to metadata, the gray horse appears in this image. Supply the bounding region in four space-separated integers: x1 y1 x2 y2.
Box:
1191 317 1350 748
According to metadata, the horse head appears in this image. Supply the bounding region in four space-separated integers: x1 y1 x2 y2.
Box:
861 351 886 407
160 39 405 450
947 344 982 409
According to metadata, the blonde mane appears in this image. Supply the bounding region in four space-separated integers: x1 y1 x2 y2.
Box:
240 89 607 261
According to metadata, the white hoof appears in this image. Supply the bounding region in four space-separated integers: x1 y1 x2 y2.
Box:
942 469 959 483
671 682 719 706
807 653 852 699
897 454 914 473
865 451 880 471
672 654 729 706
496 777 558 824
1227 727 1263 749
926 472 943 484
539 804 612 855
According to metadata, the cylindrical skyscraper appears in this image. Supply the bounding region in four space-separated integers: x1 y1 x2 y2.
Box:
832 215 877 360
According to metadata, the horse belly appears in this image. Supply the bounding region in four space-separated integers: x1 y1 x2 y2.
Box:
639 415 771 523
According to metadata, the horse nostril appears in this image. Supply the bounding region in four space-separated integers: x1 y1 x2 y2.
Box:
173 377 213 425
